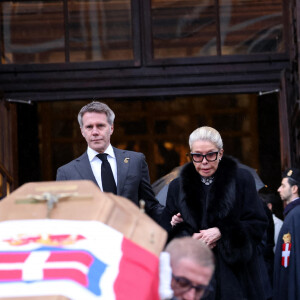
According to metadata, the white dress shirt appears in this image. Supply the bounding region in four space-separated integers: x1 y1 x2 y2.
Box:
273 214 283 253
87 145 117 191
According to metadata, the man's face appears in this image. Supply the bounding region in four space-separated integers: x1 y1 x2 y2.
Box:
277 177 292 203
81 112 114 153
171 258 213 300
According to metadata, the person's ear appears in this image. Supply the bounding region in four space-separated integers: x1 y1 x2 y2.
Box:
81 127 85 138
110 124 114 135
292 184 299 196
219 149 224 160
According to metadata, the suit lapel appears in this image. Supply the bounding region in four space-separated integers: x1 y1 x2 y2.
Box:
74 152 98 186
114 147 130 194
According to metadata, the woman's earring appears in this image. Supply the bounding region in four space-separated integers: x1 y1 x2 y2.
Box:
219 158 222 161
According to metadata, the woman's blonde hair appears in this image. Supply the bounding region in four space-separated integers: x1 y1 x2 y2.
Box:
189 126 223 150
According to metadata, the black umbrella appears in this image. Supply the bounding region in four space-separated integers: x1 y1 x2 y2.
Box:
238 163 265 191
152 166 182 195
152 162 265 206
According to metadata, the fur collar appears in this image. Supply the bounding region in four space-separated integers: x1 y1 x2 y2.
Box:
179 156 239 222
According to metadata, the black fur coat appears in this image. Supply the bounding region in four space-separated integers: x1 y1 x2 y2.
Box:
160 156 269 300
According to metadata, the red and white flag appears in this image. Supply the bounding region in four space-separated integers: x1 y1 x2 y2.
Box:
0 219 160 300
281 242 291 268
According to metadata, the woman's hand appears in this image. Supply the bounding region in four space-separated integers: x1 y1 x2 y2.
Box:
192 227 221 249
170 213 183 227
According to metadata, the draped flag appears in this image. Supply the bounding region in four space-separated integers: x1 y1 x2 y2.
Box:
0 219 160 300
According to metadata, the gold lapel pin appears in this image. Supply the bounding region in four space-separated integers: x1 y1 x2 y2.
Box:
124 158 130 163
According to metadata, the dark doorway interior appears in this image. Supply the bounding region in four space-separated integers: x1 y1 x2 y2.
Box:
16 94 282 192
257 93 282 191
17 103 40 185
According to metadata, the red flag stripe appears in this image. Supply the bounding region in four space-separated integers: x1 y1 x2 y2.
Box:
0 270 22 281
0 253 30 263
114 238 160 300
44 268 88 286
0 251 93 285
47 251 93 267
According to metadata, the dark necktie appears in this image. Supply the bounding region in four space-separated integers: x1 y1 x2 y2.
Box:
97 153 117 194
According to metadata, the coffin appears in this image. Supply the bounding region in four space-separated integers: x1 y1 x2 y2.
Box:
0 180 167 300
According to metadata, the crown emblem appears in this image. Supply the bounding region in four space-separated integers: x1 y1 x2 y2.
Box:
4 234 85 247
283 232 291 244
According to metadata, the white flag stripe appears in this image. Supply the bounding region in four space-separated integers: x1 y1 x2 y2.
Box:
23 251 50 281
40 261 89 273
0 261 89 276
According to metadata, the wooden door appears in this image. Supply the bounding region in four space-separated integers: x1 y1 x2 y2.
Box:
0 98 18 198
278 70 292 169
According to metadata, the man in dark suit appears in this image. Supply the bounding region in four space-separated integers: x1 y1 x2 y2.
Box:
56 101 163 222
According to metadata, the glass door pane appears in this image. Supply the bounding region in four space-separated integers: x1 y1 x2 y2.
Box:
151 0 217 59
1 1 65 64
69 0 134 62
220 0 284 55
0 0 134 64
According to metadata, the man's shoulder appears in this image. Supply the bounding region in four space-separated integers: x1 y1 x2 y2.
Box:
113 147 144 158
284 199 300 219
282 206 300 230
288 204 300 216
58 152 88 169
